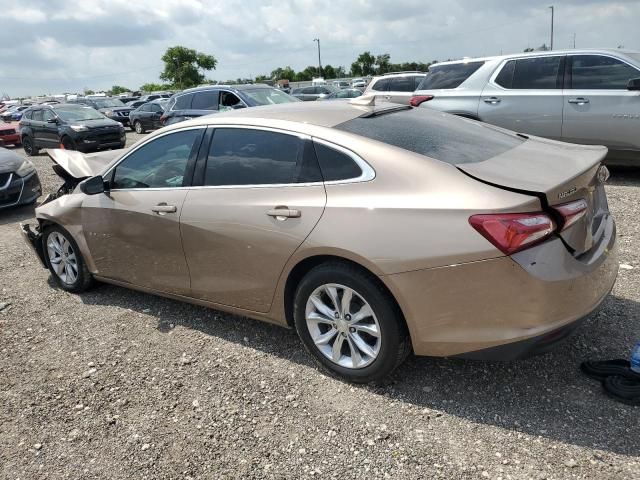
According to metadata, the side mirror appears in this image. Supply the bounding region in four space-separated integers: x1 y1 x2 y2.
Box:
231 104 246 110
627 78 640 91
47 118 58 124
80 175 107 195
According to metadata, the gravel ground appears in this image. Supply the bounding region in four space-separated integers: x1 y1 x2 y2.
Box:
0 132 639 479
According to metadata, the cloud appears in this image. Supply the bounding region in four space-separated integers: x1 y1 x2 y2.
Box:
0 0 639 96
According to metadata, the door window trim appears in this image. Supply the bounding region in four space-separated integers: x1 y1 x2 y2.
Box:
103 126 207 191
188 124 375 190
488 54 566 90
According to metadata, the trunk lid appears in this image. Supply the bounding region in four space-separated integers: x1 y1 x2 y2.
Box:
47 148 126 181
458 136 609 255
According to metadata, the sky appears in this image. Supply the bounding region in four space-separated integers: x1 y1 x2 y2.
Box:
1 0 639 97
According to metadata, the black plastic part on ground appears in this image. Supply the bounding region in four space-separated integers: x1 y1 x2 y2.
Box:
580 359 640 381
603 375 640 406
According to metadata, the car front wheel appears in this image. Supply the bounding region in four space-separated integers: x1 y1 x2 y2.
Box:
134 121 145 134
43 225 93 293
294 262 411 383
22 136 39 156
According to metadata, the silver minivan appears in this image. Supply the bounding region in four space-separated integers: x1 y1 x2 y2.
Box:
412 49 640 163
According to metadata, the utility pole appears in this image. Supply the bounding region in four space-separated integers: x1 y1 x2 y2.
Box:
573 32 576 49
313 38 323 78
549 6 554 51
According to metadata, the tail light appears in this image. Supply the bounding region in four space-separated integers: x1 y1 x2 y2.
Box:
553 199 588 231
469 213 556 255
409 95 434 107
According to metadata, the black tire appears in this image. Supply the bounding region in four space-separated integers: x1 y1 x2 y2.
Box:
134 121 145 134
22 136 39 156
294 261 411 383
42 224 93 293
61 136 77 151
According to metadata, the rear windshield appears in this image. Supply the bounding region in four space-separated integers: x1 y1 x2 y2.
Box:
335 108 524 165
418 61 484 90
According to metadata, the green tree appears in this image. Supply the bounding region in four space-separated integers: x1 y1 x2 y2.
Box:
160 46 217 89
323 64 336 79
335 66 347 78
375 54 392 74
351 51 376 77
140 82 170 92
109 85 130 95
83 88 95 95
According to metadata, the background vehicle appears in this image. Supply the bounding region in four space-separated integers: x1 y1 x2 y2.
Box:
0 147 41 209
129 101 165 133
291 85 338 101
333 81 351 89
117 96 140 104
22 101 616 383
0 122 21 147
126 100 147 109
317 88 364 100
364 72 426 105
351 78 367 88
412 49 640 164
67 97 133 126
161 84 299 126
0 105 30 122
20 104 125 155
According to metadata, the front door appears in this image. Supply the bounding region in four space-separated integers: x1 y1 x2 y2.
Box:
180 127 327 312
478 55 565 139
81 127 205 295
562 54 640 150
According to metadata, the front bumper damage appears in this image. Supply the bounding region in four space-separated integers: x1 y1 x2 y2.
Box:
20 223 47 268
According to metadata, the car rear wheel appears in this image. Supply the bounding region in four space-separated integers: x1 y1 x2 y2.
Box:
22 136 39 156
44 225 93 293
61 136 77 150
294 262 411 383
134 121 145 134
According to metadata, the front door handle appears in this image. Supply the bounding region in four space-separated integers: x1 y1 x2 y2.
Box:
568 97 589 105
483 97 501 104
151 203 177 215
266 207 301 220
384 95 391 100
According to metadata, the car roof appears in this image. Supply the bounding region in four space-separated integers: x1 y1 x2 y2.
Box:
179 83 273 95
432 48 640 66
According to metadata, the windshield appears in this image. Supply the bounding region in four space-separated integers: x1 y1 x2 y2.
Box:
625 52 640 66
336 108 523 165
243 88 300 105
93 98 126 108
55 106 105 121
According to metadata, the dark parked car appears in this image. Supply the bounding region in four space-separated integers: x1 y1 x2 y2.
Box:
117 96 140 104
0 147 41 209
291 85 339 101
129 101 165 133
139 93 172 102
161 84 299 126
67 97 133 126
126 100 147 109
19 104 126 155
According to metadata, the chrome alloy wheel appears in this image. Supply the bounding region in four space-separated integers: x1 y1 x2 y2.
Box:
46 232 78 285
305 283 381 369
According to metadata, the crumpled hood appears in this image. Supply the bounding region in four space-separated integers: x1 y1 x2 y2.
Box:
0 147 25 174
47 148 128 180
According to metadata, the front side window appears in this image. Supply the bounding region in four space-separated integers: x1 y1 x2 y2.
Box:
111 129 202 189
42 110 55 122
419 61 484 90
302 87 315 94
192 91 218 110
219 92 242 111
570 55 640 89
31 110 43 122
510 56 562 89
204 128 319 186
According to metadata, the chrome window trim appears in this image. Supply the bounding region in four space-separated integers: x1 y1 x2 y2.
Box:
106 124 375 192
488 54 566 91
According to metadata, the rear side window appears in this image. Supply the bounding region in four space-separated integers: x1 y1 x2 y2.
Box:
204 129 321 186
191 91 218 110
174 93 193 110
371 78 390 91
419 62 484 89
336 108 523 165
570 55 640 89
509 56 562 89
389 77 416 92
313 142 362 181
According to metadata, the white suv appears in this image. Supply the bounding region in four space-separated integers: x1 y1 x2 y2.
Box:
411 49 640 164
364 72 426 105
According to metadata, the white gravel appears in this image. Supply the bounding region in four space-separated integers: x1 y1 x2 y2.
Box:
0 134 639 479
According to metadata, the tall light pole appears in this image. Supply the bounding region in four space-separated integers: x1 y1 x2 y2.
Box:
313 38 323 78
549 6 554 51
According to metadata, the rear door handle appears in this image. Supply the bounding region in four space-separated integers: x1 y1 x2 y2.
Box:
568 97 589 104
151 203 177 215
483 97 501 104
266 208 301 219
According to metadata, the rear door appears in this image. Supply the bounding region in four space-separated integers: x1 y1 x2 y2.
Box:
478 55 565 139
386 76 422 105
180 126 327 312
562 54 640 151
81 127 205 294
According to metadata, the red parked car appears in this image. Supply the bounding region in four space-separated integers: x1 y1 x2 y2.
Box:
0 123 21 147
